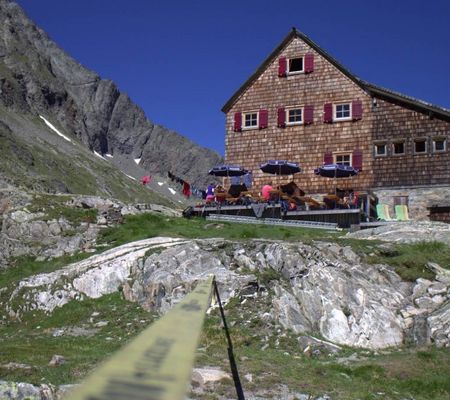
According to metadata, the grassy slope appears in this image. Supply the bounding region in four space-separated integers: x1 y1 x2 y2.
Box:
0 213 449 398
0 110 174 206
196 299 450 400
0 293 155 385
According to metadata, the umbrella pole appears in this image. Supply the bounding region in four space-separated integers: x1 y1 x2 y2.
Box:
334 167 337 196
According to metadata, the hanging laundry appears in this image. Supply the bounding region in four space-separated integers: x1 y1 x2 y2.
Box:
141 175 151 185
182 181 191 197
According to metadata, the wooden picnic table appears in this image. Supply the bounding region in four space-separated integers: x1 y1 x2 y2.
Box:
299 196 322 208
323 194 347 208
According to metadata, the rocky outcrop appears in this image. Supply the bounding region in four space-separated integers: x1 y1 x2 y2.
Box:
0 193 181 268
5 238 449 349
347 220 450 245
0 381 74 400
0 208 99 264
0 1 221 194
4 237 188 318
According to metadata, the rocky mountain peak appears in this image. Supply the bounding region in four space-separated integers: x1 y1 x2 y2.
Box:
0 0 221 195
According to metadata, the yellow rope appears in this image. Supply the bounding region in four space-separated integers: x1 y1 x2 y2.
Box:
67 275 214 400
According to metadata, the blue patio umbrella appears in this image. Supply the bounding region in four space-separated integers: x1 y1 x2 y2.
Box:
314 163 359 195
260 160 301 175
314 164 359 178
208 165 249 177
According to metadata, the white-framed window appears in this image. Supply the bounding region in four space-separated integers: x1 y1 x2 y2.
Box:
334 103 351 121
414 138 427 154
286 107 303 125
432 137 447 153
334 153 352 166
287 57 304 74
374 143 387 157
243 112 258 129
393 141 406 155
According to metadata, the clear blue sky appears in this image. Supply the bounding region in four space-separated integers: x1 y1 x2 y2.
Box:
16 0 450 156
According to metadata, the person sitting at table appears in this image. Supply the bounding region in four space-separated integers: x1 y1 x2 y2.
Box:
205 183 215 203
214 185 226 202
261 181 273 201
346 191 358 209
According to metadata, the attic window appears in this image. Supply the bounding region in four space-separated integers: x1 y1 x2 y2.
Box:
288 57 304 74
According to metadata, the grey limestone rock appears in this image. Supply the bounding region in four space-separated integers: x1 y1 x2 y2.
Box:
347 220 450 245
0 381 57 400
4 237 450 350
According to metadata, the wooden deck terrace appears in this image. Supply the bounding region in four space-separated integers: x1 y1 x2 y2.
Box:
192 203 361 228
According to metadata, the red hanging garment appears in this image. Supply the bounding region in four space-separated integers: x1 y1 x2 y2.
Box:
141 175 151 185
182 181 191 197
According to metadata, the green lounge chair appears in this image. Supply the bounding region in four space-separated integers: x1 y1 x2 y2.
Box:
395 205 410 221
376 204 393 221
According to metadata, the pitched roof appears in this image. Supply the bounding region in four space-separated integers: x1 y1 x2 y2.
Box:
221 28 450 123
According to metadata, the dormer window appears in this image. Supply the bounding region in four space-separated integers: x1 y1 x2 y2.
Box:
288 57 304 74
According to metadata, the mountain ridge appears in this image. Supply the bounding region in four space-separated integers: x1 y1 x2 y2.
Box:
0 0 221 199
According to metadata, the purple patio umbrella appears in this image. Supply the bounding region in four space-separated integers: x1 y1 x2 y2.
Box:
208 165 249 177
260 160 301 175
314 163 359 194
314 164 358 178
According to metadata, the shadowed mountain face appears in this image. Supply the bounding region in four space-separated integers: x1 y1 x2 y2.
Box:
0 0 222 198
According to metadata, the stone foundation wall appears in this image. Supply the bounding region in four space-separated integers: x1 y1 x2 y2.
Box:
428 206 450 223
374 186 450 221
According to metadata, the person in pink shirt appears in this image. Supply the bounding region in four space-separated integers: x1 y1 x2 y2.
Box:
261 181 273 201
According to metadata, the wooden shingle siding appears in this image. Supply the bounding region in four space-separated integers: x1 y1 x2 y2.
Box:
372 98 450 187
224 35 450 195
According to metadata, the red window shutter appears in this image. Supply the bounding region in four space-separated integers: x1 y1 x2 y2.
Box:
352 100 363 121
304 105 314 125
304 53 314 73
323 103 333 123
278 57 287 77
259 109 268 129
324 151 333 165
233 112 242 132
277 107 286 128
352 149 363 170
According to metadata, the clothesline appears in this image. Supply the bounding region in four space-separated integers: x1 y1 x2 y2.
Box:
167 171 206 199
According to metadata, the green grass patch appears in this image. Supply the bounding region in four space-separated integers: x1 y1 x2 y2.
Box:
27 194 98 225
98 213 343 247
0 252 93 291
195 297 450 400
367 241 450 281
0 293 156 385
